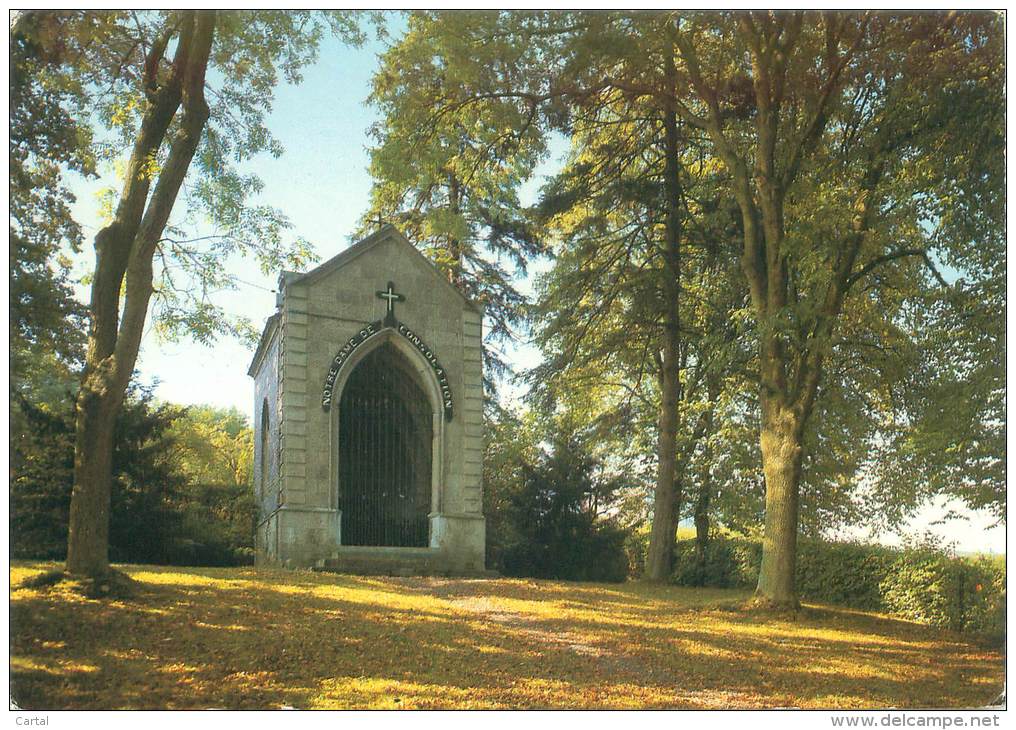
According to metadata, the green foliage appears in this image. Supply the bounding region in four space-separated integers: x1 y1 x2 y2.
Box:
363 12 550 388
16 10 370 574
10 396 76 559
15 11 367 349
484 410 629 582
502 521 628 584
11 382 186 563
106 394 189 564
672 538 762 590
13 10 1002 592
9 17 93 376
11 359 255 566
622 525 650 579
158 10 365 343
672 536 1005 637
482 406 540 570
165 406 256 566
524 26 767 560
879 547 1005 637
794 541 893 611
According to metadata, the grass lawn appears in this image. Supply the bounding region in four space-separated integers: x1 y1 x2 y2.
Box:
10 561 1003 710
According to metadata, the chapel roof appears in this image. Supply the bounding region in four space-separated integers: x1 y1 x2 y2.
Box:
286 224 482 314
246 312 279 378
246 225 482 379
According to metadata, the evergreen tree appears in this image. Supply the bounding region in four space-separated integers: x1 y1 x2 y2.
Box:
497 421 629 583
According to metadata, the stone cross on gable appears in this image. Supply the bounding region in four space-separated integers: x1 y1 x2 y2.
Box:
376 281 404 325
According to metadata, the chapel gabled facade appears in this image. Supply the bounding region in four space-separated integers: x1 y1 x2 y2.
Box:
247 226 485 573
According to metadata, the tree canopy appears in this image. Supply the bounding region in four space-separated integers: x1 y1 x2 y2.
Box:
364 10 1004 602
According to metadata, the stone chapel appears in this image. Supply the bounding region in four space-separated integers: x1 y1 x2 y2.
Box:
247 225 486 574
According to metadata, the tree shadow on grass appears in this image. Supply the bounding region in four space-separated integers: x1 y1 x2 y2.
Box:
9 563 1005 710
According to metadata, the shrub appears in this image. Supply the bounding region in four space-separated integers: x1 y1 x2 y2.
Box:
672 539 760 588
796 540 894 610
624 527 649 579
881 550 1006 636
494 431 630 583
963 556 1007 637
880 547 958 627
504 520 629 583
11 388 256 567
576 522 630 583
671 535 1005 638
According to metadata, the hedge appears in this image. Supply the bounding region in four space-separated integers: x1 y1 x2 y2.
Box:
501 521 630 583
671 537 1005 638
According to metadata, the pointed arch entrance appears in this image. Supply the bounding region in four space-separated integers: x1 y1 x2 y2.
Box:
337 341 434 546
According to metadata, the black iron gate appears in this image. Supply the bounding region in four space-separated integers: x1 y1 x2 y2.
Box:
338 343 432 547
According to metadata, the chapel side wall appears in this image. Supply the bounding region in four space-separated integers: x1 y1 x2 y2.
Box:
253 324 281 562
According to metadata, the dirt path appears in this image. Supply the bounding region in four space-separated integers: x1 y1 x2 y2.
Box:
449 595 610 658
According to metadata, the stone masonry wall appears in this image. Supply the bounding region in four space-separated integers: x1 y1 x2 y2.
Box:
255 228 485 569
252 318 281 559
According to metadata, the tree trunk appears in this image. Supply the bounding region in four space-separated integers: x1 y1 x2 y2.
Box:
645 46 683 583
447 172 462 287
693 454 712 581
64 10 216 579
674 19 857 610
692 375 719 584
645 345 680 581
65 388 120 575
754 397 804 608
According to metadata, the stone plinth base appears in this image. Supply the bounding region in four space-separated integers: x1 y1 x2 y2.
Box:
258 508 487 574
314 545 495 577
429 513 486 572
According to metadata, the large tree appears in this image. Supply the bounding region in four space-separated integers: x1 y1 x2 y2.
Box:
392 12 1003 600
362 12 549 387
15 10 365 578
360 13 1004 591
530 72 749 580
668 11 1004 605
364 12 700 580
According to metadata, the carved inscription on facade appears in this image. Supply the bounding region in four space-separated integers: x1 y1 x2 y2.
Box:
397 323 453 421
321 320 381 410
321 320 454 421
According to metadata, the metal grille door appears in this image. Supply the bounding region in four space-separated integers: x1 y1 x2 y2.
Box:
338 343 432 547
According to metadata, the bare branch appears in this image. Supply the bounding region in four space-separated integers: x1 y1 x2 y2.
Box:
846 248 949 290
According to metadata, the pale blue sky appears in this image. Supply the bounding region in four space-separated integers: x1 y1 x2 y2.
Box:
63 14 1003 554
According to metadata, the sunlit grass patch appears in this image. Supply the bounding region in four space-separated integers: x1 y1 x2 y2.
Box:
10 561 1003 710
